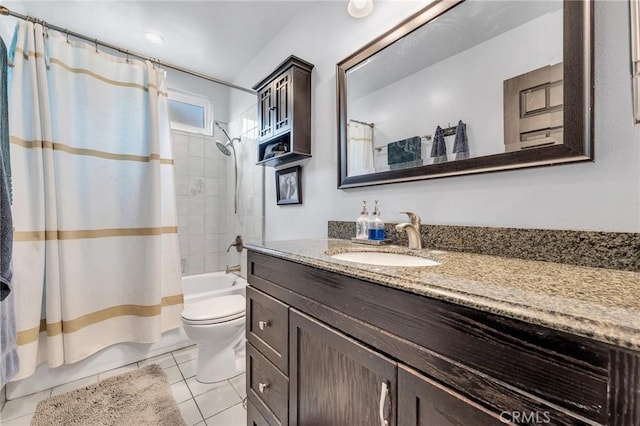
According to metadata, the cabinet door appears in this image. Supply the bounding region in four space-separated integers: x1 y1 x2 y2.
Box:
258 85 275 141
290 309 397 426
398 365 503 426
272 69 292 137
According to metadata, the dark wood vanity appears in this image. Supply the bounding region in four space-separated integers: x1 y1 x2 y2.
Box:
245 249 640 426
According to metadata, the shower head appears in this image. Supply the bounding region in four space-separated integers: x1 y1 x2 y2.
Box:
215 137 241 157
216 140 232 156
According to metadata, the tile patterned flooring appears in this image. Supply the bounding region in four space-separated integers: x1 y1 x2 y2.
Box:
0 345 247 425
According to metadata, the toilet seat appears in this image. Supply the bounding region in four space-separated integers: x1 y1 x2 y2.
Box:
181 295 245 325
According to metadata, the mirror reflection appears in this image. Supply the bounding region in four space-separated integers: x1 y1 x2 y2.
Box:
344 0 563 177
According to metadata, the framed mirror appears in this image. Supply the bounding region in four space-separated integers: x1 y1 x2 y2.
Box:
337 0 593 188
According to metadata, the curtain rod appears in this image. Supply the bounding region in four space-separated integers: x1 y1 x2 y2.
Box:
0 4 256 95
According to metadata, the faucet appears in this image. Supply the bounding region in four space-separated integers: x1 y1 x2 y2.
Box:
226 264 241 274
395 212 422 250
227 235 244 253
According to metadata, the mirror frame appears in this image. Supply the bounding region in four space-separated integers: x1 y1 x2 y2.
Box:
336 0 593 189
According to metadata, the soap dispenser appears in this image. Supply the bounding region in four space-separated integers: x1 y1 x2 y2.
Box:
356 201 369 239
368 200 386 241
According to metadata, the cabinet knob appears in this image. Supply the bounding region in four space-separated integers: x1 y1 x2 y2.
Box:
258 382 269 394
258 320 271 330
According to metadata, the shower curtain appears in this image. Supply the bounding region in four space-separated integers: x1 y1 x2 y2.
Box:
8 21 183 380
347 121 374 176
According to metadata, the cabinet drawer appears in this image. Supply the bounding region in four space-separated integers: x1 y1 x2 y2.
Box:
247 343 288 426
247 398 270 426
247 286 289 373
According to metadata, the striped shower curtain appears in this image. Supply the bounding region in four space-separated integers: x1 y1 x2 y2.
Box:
8 22 183 380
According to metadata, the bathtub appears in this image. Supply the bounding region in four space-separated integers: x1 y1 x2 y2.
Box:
7 272 247 399
182 271 247 304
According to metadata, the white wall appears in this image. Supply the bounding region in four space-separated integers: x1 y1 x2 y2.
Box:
224 104 263 278
349 10 563 170
234 1 640 238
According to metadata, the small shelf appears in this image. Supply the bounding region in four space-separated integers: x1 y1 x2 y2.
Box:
256 131 311 166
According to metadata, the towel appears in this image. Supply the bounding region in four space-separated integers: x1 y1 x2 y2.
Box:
0 140 10 302
0 36 10 202
387 136 422 165
430 126 447 164
0 34 19 386
0 290 19 387
453 120 469 160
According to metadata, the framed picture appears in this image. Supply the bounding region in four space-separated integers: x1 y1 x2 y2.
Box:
276 166 302 205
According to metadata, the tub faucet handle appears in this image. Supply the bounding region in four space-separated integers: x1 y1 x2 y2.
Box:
227 235 244 253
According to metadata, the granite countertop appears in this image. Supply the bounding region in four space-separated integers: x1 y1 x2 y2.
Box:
246 238 640 350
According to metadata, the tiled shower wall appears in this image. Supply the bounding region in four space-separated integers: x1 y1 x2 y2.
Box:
173 128 230 275
172 104 262 277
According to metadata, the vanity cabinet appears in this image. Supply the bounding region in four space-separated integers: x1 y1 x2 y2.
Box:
246 250 640 426
253 56 313 167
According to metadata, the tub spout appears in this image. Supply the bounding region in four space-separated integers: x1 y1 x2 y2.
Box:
226 264 241 274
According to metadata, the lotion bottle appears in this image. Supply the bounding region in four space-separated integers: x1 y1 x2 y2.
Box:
356 201 369 239
368 200 386 241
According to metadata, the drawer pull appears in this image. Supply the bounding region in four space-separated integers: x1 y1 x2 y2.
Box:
259 382 269 394
379 381 389 426
258 320 271 330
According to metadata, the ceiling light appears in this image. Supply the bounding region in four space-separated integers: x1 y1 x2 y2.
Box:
145 32 164 44
348 0 374 18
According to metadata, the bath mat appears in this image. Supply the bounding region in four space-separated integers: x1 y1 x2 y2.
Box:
31 364 186 426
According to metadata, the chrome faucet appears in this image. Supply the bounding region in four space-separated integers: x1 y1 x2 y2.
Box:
395 212 422 250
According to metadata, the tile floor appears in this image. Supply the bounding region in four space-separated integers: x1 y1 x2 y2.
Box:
0 345 247 426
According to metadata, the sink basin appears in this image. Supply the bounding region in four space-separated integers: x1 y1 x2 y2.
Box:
330 251 440 267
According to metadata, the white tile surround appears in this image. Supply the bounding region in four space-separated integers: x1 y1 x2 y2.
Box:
0 345 247 426
175 103 263 278
173 128 231 276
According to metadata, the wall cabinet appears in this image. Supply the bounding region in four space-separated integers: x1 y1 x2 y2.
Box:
246 250 640 426
253 56 313 167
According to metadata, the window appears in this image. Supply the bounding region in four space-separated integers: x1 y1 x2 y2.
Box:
168 89 213 135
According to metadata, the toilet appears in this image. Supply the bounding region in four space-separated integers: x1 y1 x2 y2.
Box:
181 294 246 383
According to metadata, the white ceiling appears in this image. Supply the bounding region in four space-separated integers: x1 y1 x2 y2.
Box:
4 0 326 85
347 0 563 100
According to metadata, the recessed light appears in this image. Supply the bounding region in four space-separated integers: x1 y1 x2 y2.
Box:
348 0 374 18
145 32 164 44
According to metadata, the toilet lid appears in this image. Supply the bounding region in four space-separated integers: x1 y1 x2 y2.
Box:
181 295 245 322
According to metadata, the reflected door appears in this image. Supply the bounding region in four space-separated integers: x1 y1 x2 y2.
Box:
504 63 563 152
